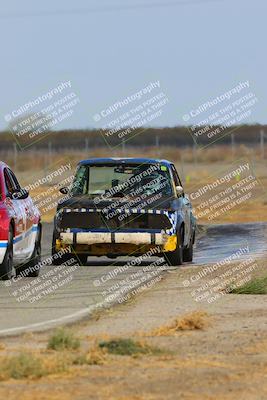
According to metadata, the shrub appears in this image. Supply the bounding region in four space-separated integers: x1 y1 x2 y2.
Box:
230 277 267 294
0 353 45 380
47 328 80 351
99 338 160 356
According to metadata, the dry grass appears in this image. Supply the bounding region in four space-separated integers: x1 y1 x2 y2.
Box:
0 345 107 382
0 338 164 381
1 145 265 223
0 352 68 381
149 311 210 336
2 143 266 171
73 344 106 365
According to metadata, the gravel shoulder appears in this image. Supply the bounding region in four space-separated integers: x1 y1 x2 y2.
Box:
0 227 267 399
0 222 266 336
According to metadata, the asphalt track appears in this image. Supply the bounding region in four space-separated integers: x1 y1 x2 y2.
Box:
0 222 266 336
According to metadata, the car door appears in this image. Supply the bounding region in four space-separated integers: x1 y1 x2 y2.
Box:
7 168 35 261
3 168 26 263
170 164 191 247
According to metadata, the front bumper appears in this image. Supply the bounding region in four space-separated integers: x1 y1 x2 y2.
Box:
58 231 177 253
55 206 180 255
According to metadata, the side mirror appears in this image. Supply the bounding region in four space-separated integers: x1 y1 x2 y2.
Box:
11 188 29 200
176 185 184 197
59 187 69 194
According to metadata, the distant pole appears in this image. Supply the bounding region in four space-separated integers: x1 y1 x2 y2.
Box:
193 142 197 167
13 143 17 170
180 152 185 182
156 134 160 157
48 141 52 163
260 129 264 159
85 138 89 154
231 133 235 159
122 138 126 155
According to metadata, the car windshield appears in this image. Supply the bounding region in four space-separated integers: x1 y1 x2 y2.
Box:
70 163 173 198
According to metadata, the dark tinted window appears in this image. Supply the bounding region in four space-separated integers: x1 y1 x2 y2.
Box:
4 169 15 195
171 164 182 187
70 163 173 198
8 169 21 191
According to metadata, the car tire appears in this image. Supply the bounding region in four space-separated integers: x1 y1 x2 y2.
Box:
0 226 15 280
17 224 42 277
52 230 76 266
183 242 193 262
164 227 184 267
183 230 195 262
52 253 76 266
76 254 88 266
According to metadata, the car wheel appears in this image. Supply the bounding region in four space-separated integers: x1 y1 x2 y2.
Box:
183 242 193 262
17 224 42 277
76 254 88 266
183 230 195 262
164 227 184 267
52 230 76 266
0 226 15 280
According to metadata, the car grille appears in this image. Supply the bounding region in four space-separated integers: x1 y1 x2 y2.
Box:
60 211 171 231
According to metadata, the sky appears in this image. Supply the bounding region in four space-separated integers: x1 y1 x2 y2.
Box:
0 0 266 130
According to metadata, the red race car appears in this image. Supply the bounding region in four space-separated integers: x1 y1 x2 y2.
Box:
0 162 41 280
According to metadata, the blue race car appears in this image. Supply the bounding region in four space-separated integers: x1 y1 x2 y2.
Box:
52 158 196 266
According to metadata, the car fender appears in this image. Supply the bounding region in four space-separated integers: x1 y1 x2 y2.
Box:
166 210 184 239
0 206 11 241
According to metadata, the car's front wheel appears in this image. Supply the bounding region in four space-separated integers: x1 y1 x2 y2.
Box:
183 230 195 262
0 226 15 280
183 242 193 262
52 230 78 266
164 227 184 267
